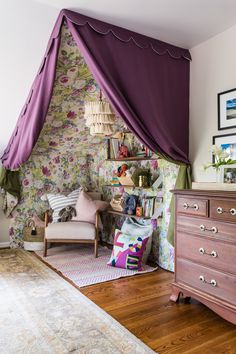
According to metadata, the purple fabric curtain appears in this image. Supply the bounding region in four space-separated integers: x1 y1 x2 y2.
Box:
1 9 190 169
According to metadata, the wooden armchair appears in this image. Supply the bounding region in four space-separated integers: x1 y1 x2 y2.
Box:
43 192 102 258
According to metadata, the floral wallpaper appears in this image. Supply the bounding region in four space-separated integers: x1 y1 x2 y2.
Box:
8 23 178 271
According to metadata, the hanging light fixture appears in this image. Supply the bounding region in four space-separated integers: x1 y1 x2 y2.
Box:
84 90 116 136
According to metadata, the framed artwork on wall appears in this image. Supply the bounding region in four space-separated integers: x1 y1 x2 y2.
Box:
212 133 236 163
218 88 236 130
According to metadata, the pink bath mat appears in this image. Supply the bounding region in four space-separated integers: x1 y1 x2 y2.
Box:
35 244 157 287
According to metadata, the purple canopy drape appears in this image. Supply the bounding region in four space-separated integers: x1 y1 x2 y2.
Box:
1 9 190 170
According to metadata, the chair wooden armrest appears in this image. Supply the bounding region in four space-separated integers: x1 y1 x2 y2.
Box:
95 210 100 230
45 210 50 227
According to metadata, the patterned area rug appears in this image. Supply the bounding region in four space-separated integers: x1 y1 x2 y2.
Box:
35 244 157 287
0 249 155 354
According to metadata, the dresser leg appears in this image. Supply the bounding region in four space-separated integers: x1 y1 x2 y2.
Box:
183 296 191 304
170 285 182 302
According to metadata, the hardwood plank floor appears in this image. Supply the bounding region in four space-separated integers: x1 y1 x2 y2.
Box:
81 269 236 354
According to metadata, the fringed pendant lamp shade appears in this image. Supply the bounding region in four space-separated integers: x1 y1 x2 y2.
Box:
84 90 116 136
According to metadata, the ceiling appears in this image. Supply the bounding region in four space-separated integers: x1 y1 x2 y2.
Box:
35 0 236 48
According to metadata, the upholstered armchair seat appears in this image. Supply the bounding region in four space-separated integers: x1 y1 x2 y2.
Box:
45 221 96 240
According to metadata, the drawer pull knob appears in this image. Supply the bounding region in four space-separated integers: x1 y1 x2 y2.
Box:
210 279 217 287
198 248 218 258
199 247 205 255
199 275 205 282
216 207 236 216
230 208 236 216
199 225 218 234
211 250 218 258
199 275 217 287
183 203 199 210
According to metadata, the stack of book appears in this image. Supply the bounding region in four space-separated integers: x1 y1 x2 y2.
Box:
141 197 154 217
111 177 121 187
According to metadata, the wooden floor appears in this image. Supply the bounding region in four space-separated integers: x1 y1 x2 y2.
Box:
81 269 236 354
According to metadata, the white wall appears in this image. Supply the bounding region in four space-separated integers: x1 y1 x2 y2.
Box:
0 0 59 243
190 24 236 182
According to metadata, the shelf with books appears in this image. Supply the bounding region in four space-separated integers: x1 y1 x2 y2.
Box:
103 185 162 190
106 209 152 220
106 134 154 160
105 156 158 161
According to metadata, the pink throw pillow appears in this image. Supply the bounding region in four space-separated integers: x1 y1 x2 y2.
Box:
94 200 110 211
72 191 109 226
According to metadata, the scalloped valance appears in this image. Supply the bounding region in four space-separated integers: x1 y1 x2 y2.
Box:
1 8 190 172
62 10 191 61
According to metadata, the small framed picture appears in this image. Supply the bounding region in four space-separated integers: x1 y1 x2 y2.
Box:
212 133 236 162
218 88 236 130
220 165 236 184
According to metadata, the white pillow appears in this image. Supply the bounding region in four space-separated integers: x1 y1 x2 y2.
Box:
46 189 81 223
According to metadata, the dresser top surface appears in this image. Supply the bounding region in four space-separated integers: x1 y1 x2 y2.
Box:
171 189 236 198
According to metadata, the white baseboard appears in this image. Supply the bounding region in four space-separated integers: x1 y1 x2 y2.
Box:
0 242 10 248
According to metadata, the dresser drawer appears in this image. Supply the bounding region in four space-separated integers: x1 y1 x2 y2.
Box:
176 197 208 217
176 259 236 305
210 199 236 222
176 232 236 274
176 215 236 243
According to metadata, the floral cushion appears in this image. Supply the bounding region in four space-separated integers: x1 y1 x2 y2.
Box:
107 229 149 271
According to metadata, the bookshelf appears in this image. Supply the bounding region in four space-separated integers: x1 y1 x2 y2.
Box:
106 209 152 220
103 185 162 191
106 156 158 161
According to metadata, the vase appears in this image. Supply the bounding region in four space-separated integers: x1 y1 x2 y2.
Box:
215 168 221 183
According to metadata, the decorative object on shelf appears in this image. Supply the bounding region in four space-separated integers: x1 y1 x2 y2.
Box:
220 164 236 183
138 175 148 187
115 164 135 186
118 144 130 158
115 164 129 177
203 144 236 182
135 198 143 217
123 194 139 215
136 143 146 157
218 88 236 130
84 90 116 136
111 177 120 187
110 194 125 212
131 168 152 187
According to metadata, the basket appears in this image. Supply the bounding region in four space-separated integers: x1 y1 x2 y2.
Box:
110 194 125 212
23 219 45 251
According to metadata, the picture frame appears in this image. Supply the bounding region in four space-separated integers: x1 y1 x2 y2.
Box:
218 88 236 130
220 164 236 184
212 133 236 163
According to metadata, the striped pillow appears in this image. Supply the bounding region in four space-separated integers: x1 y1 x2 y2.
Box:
47 189 81 223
